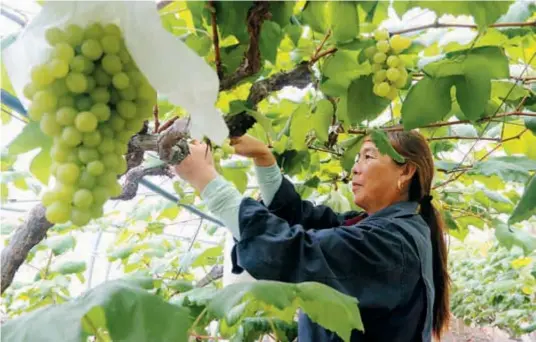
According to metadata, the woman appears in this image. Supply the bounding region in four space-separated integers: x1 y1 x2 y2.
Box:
174 130 450 342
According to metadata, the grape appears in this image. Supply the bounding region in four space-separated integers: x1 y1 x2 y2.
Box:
386 68 401 82
99 126 114 138
118 49 131 64
66 72 88 93
56 107 77 126
81 39 103 61
87 160 105 176
371 63 382 73
103 23 121 36
109 115 125 131
115 142 128 155
51 145 70 162
389 34 411 53
83 130 102 147
65 24 84 47
50 79 69 97
85 77 96 93
91 103 111 122
90 205 104 219
28 107 43 122
109 181 122 197
61 126 83 147
33 90 58 112
136 83 156 102
386 87 398 100
101 55 122 75
364 46 377 59
67 149 82 165
374 82 390 97
31 65 54 86
75 95 93 111
53 182 75 201
374 29 389 41
45 27 66 46
394 77 406 88
70 55 91 73
373 70 387 84
112 73 129 90
46 201 71 223
386 55 400 68
125 119 144 132
90 87 111 104
50 162 59 176
116 157 127 174
116 131 132 144
47 58 68 78
117 100 136 119
92 186 110 205
58 95 75 108
97 137 115 154
101 35 121 54
75 111 98 132
97 172 116 186
118 86 136 101
73 189 94 209
23 83 38 100
53 43 75 62
376 40 390 53
78 171 96 189
84 23 104 40
373 52 387 64
57 163 80 184
126 71 143 87
222 143 235 155
41 191 57 207
93 67 112 86
78 147 100 163
71 208 91 226
40 114 62 137
102 153 119 170
109 88 120 104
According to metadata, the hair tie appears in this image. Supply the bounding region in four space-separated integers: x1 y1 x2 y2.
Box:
421 195 433 204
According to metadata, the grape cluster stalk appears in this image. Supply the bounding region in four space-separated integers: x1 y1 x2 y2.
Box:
364 29 412 100
24 22 157 226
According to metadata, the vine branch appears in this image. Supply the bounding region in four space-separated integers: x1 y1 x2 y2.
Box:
208 0 223 80
391 20 536 35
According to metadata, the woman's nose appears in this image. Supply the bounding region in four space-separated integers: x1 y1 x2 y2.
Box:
352 162 361 175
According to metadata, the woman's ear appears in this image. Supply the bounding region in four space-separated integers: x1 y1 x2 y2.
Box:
399 162 417 185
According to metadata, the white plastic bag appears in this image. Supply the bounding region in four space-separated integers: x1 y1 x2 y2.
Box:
2 0 229 144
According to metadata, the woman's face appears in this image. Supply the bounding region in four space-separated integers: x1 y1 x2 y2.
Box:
351 140 407 214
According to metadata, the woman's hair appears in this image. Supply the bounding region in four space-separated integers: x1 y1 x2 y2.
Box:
386 130 450 340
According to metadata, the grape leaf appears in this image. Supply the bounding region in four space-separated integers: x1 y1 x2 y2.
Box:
44 235 76 256
51 261 87 275
509 175 536 225
330 1 359 43
344 75 390 125
30 143 53 185
524 117 536 135
300 1 328 33
7 121 51 155
370 129 405 163
270 2 295 28
259 21 283 64
214 1 252 42
453 69 491 120
401 76 455 130
491 80 530 102
207 280 363 342
290 104 311 151
470 156 536 183
221 166 248 193
312 99 334 142
2 280 192 342
340 136 363 172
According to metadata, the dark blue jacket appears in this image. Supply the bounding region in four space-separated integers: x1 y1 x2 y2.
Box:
230 177 434 342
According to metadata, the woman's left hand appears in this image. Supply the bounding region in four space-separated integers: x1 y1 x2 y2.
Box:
173 141 219 193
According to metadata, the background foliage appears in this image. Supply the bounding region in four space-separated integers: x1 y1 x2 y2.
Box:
1 0 536 341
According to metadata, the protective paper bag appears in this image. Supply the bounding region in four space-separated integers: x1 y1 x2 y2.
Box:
2 0 229 144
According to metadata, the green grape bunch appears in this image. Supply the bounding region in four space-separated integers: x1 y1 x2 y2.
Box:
23 22 157 226
364 29 412 100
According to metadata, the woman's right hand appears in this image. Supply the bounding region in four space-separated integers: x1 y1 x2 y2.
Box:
230 135 276 167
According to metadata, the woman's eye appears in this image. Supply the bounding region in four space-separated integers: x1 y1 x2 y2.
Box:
365 154 373 159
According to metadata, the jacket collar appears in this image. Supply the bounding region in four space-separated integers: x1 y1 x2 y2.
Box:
368 200 420 219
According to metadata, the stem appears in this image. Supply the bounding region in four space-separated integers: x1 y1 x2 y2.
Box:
83 316 106 342
42 250 53 279
208 0 223 80
156 116 178 133
189 307 208 334
310 47 338 64
391 21 536 35
427 136 500 142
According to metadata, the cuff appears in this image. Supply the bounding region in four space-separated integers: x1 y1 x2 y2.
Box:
254 163 282 206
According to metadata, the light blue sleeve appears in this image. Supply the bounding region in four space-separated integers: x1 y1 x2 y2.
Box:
254 163 282 206
200 163 282 241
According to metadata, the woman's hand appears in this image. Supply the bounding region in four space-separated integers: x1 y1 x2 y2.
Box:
230 135 276 167
173 142 219 193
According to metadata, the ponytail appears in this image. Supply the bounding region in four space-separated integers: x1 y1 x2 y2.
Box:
420 197 450 340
